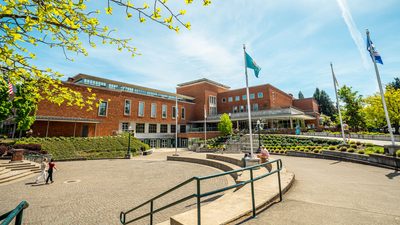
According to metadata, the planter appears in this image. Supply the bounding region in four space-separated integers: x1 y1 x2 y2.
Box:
369 154 400 168
11 149 24 161
142 149 154 155
383 145 400 156
321 150 369 161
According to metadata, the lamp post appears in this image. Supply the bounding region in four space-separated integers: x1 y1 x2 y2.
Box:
126 126 134 159
256 120 264 151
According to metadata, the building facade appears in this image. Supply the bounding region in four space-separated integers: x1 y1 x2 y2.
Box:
29 74 320 147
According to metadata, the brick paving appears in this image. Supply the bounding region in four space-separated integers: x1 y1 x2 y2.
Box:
0 150 230 225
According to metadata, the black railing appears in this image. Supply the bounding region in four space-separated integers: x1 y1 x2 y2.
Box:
120 159 283 225
0 201 29 225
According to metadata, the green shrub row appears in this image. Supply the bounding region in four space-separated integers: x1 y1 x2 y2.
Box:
15 134 150 160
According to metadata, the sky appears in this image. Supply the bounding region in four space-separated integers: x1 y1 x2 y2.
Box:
33 0 400 99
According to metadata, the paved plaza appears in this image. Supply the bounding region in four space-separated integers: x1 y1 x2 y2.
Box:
0 150 230 225
244 155 400 225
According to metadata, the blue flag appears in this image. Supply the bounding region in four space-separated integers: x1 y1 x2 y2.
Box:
366 35 383 64
245 52 261 78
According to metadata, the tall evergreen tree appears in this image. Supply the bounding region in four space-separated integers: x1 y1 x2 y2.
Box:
298 91 304 99
387 77 400 90
313 88 336 118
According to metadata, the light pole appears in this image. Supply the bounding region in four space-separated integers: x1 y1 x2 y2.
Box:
256 120 264 151
126 126 134 159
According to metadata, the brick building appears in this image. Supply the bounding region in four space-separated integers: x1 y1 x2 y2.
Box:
28 74 319 148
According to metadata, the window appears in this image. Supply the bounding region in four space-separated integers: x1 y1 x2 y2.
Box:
222 98 226 103
242 95 247 100
235 96 240 101
233 106 238 113
98 101 108 116
209 96 217 116
124 100 131 115
172 106 177 119
170 125 176 133
149 124 157 133
258 92 264 98
181 107 185 119
180 125 186 133
151 103 157 118
136 123 145 133
160 124 168 133
138 102 145 117
162 104 167 118
121 122 130 132
228 97 233 102
240 105 245 112
253 103 259 111
250 93 255 99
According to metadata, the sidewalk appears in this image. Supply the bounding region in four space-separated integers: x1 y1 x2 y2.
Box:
283 134 400 146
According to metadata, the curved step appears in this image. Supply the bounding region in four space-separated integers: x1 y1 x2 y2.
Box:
0 170 34 184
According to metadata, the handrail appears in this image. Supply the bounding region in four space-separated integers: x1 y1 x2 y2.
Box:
0 201 29 225
120 159 283 225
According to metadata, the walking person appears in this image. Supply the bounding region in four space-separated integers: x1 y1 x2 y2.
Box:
46 159 57 184
35 158 48 184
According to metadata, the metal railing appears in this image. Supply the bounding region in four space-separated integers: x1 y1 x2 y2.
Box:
24 154 52 163
120 159 283 225
0 201 29 225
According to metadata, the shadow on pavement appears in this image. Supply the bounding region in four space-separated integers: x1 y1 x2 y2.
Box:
329 161 342 165
385 169 399 179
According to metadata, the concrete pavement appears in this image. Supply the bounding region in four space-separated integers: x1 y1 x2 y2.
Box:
243 155 400 225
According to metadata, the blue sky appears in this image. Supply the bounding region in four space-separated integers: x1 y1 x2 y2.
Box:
33 0 400 99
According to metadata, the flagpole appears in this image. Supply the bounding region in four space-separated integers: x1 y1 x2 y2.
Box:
330 63 346 143
243 44 254 157
174 94 179 156
204 105 207 146
366 29 395 146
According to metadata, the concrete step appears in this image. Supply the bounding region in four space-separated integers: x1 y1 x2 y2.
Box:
0 171 34 184
0 168 11 175
9 165 37 171
0 170 31 181
0 162 31 167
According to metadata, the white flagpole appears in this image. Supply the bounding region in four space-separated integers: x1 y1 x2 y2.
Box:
366 29 395 146
243 44 254 157
330 63 346 143
204 105 207 146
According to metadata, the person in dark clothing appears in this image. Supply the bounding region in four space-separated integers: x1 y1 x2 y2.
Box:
46 159 57 184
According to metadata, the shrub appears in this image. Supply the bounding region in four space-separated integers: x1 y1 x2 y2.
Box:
339 147 347 152
328 146 336 150
364 143 374 147
397 150 400 157
350 144 357 149
316 146 322 149
347 148 355 153
313 149 320 153
364 146 384 155
349 141 356 144
299 148 304 152
357 150 365 154
356 141 362 146
280 150 285 154
304 149 309 153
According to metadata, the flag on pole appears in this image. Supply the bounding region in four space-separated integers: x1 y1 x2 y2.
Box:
333 73 339 87
7 79 14 95
245 52 261 78
366 34 383 64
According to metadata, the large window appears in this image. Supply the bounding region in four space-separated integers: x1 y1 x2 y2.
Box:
162 104 167 118
257 92 264 98
124 100 131 115
149 124 157 133
235 96 240 101
180 125 186 133
250 93 255 99
253 103 259 111
138 102 145 117
160 124 168 133
233 106 238 113
242 95 247 100
121 122 130 132
181 107 185 120
209 96 217 116
228 97 233 102
98 101 108 116
222 98 226 103
240 105 245 112
136 123 145 133
172 106 177 119
170 124 176 133
151 103 157 118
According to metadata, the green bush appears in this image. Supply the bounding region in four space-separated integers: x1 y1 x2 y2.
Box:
280 150 285 154
316 146 322 149
328 146 336 150
339 147 347 152
313 149 320 153
364 146 384 155
349 141 356 144
357 150 365 154
364 143 374 147
350 144 357 149
15 134 149 160
397 150 400 157
356 141 362 146
304 149 310 153
347 148 355 153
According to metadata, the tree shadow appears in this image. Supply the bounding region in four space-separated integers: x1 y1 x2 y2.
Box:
385 169 400 180
329 161 342 165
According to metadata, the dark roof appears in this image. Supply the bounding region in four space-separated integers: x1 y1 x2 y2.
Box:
177 78 230 89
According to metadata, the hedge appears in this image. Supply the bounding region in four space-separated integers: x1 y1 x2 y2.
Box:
15 134 150 160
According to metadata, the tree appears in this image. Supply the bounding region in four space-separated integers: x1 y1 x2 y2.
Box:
338 85 365 130
313 88 336 118
218 113 233 136
363 87 400 134
387 77 400 90
1 0 210 129
298 91 304 99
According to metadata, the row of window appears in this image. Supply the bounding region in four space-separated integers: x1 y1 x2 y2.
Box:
121 122 186 133
99 100 185 119
221 92 263 103
232 103 259 113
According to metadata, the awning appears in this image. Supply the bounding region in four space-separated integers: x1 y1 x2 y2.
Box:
35 116 101 124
